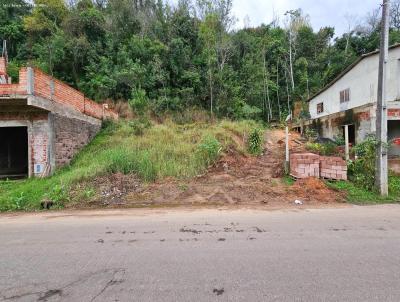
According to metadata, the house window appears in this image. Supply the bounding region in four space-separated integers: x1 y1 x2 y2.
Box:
317 102 324 114
340 88 350 103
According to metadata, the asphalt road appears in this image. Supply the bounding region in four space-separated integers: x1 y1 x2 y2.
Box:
1 205 400 302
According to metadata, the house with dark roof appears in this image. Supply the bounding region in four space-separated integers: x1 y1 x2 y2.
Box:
305 44 400 171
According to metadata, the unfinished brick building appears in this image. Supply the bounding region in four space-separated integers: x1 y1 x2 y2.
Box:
0 56 117 178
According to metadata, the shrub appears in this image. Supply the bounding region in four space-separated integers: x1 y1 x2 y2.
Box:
153 96 183 114
43 184 70 207
101 119 118 134
348 136 378 190
305 142 338 156
389 173 400 195
305 142 323 154
128 118 152 136
321 142 338 156
196 135 222 166
128 88 148 115
232 99 262 120
247 128 263 155
304 127 318 141
334 134 345 146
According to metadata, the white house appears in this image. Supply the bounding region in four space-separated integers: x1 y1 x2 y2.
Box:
306 44 400 161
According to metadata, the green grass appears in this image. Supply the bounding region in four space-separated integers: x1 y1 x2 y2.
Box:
328 175 400 204
0 119 262 211
283 175 295 186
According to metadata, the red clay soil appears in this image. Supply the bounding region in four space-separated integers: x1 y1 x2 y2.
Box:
76 130 346 209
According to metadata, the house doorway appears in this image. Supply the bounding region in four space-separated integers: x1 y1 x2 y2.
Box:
0 127 29 178
342 124 356 146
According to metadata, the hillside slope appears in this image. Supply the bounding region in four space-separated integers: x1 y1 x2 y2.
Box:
81 129 345 209
0 119 261 211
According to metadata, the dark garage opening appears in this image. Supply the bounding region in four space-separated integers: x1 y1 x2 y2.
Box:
0 127 28 178
342 124 356 146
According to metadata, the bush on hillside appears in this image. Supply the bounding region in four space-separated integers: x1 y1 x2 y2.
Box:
196 135 222 166
128 118 152 136
348 135 379 190
247 128 263 155
128 88 148 115
305 142 338 156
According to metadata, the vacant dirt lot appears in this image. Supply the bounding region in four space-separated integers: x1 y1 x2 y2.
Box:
72 130 345 209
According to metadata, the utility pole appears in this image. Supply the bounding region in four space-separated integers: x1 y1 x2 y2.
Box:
376 0 390 196
284 10 297 92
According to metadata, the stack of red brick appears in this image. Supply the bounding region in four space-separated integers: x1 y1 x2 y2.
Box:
290 153 347 180
290 153 320 178
319 156 347 180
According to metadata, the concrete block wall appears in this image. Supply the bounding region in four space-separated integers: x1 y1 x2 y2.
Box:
290 153 347 180
320 156 347 180
53 114 101 167
290 153 320 179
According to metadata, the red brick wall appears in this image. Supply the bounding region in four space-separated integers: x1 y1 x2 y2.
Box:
0 65 117 120
290 153 347 180
0 84 23 96
357 111 371 121
32 68 117 120
84 98 103 120
33 68 86 112
0 57 6 75
388 109 400 118
0 68 27 95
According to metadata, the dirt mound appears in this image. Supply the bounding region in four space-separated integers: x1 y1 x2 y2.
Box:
290 177 345 204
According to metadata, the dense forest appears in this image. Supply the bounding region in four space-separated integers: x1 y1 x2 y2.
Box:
2 0 400 121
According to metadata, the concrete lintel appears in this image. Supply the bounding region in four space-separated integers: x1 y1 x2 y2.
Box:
0 95 28 101
388 101 400 109
0 120 30 127
27 95 101 126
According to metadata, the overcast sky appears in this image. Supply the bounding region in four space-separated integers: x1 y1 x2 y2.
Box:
169 0 382 36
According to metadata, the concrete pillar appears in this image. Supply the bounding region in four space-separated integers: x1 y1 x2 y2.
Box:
344 124 349 161
27 67 34 95
285 126 289 173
